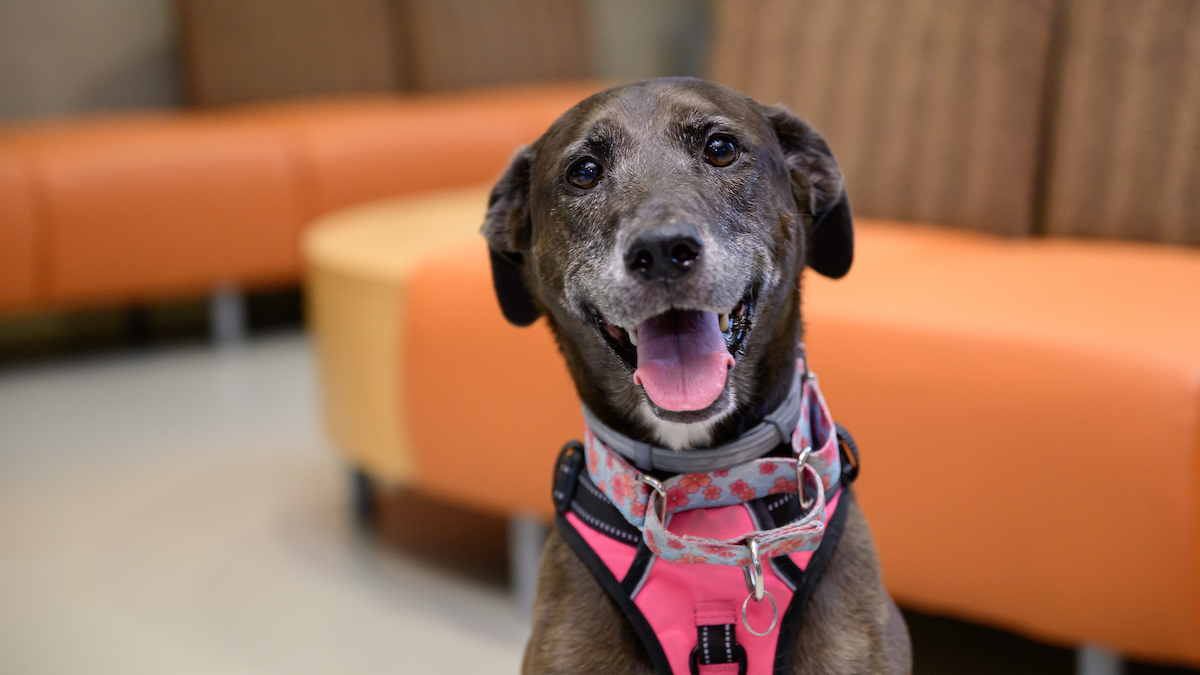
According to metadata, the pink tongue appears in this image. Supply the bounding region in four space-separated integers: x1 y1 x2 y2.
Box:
633 311 735 412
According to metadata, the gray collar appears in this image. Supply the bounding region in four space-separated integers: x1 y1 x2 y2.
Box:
581 369 804 474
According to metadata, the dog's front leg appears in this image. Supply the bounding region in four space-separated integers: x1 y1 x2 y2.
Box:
522 531 655 675
786 502 913 675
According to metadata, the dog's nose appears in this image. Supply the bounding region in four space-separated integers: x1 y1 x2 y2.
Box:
625 224 703 281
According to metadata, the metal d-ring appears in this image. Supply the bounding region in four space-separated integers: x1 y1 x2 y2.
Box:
797 445 814 510
739 533 777 634
638 474 668 523
741 538 777 635
743 538 765 602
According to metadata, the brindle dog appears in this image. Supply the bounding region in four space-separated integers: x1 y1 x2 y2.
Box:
482 78 911 674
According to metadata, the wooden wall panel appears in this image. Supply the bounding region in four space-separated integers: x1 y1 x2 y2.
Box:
1044 0 1200 245
710 0 1056 236
401 0 591 91
178 0 400 106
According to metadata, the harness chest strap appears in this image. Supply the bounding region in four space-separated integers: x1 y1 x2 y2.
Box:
549 358 861 675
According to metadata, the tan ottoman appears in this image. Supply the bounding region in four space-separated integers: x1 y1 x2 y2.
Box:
302 186 488 485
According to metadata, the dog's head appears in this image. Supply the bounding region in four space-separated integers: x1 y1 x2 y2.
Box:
482 78 851 449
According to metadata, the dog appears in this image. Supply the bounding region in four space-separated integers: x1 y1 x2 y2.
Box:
482 77 911 674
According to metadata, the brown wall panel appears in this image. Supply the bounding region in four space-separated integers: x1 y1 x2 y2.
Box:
710 0 1056 236
402 0 591 91
1044 0 1200 245
178 0 399 106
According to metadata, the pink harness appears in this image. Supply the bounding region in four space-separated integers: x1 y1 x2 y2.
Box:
550 359 859 674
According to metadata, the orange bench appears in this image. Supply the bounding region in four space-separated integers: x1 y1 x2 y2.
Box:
403 221 1200 665
0 83 603 314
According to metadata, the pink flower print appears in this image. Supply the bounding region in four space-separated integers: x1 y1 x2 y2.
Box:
735 558 751 567
626 479 643 504
596 480 608 497
679 553 708 564
630 500 647 519
609 473 631 506
678 474 712 494
665 485 691 512
667 538 685 550
605 452 614 469
769 477 797 495
586 450 599 476
646 534 661 555
700 544 735 558
821 474 833 490
763 538 794 556
703 485 721 501
713 469 730 478
759 461 778 475
729 479 757 502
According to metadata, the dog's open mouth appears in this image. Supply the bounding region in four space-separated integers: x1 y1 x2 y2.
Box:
592 294 754 412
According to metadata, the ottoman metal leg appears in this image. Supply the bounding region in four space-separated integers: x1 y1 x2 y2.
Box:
509 514 547 615
351 469 376 528
209 285 247 344
1077 644 1123 675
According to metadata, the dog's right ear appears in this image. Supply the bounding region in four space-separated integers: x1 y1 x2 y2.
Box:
481 145 542 327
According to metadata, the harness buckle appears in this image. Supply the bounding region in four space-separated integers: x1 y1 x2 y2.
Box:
835 422 860 484
552 441 585 514
639 474 668 524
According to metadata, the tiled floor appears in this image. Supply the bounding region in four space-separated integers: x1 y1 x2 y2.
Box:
0 335 527 675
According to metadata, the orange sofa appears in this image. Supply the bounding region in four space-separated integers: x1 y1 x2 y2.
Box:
402 225 1200 665
0 83 603 315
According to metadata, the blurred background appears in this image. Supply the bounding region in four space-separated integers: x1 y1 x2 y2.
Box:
1 1 1198 674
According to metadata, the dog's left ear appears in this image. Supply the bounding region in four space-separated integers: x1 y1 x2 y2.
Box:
763 105 854 279
481 144 541 326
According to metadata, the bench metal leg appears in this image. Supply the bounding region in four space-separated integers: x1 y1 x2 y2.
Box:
209 285 247 345
1077 644 1123 675
351 469 376 528
509 514 547 615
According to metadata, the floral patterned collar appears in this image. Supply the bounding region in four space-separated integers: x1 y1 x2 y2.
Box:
582 360 842 566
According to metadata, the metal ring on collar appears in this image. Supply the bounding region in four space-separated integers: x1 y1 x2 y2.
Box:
797 445 814 510
741 590 778 637
639 474 668 524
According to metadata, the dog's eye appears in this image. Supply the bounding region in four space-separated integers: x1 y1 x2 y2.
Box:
704 135 739 167
567 158 602 189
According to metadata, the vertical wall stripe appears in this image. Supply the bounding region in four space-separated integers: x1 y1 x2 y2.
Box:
1161 4 1200 243
403 0 590 92
1045 0 1200 245
709 0 1056 236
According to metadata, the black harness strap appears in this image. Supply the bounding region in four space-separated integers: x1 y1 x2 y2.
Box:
691 620 748 675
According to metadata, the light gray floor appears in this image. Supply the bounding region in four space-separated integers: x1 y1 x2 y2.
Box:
0 334 528 674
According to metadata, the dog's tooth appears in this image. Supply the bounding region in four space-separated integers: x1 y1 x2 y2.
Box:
719 313 730 332
626 326 639 347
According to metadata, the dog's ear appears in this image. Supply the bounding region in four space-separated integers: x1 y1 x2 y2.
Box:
481 145 542 326
763 105 854 279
